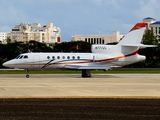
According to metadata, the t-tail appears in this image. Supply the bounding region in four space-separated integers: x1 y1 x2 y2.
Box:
117 22 157 58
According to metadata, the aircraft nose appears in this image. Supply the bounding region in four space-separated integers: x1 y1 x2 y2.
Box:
3 61 9 67
3 61 14 68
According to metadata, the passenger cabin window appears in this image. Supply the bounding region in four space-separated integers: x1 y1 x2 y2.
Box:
72 56 75 59
62 56 65 59
77 56 80 59
52 56 55 59
67 56 70 59
57 56 60 59
47 56 50 59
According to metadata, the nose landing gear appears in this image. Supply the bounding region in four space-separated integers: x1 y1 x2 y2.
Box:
26 69 30 78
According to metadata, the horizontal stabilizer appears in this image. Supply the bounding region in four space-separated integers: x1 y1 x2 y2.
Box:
64 65 111 70
122 44 157 49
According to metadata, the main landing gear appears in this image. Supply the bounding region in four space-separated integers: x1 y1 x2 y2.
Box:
81 70 91 78
26 69 30 78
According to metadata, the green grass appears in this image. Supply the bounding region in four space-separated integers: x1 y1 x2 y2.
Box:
0 69 160 74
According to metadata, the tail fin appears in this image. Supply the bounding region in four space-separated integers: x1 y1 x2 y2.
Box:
118 22 157 48
118 22 147 46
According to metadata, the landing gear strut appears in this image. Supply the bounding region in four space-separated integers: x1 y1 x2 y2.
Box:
81 70 91 78
26 69 30 78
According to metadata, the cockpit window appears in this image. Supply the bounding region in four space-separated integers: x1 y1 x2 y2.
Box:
19 55 24 59
15 55 20 59
15 55 28 59
24 55 28 59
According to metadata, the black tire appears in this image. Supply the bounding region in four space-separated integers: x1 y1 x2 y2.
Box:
26 75 30 78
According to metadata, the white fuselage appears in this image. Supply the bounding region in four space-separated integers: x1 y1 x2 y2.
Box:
3 52 145 70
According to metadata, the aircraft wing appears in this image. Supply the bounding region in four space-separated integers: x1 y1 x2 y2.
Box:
64 65 111 70
122 44 157 49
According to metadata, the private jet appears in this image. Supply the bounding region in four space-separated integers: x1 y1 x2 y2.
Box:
3 22 157 78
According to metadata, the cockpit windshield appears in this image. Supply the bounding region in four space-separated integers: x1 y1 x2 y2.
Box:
19 55 24 59
15 55 28 59
15 55 20 59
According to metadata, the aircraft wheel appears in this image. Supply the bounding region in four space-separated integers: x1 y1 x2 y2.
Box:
26 75 30 78
81 70 91 78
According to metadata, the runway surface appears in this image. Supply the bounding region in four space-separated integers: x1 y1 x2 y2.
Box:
0 74 160 119
0 74 160 98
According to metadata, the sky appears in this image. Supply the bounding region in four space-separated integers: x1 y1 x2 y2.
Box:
0 0 160 42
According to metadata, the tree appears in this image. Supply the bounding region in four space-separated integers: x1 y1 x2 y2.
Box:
52 41 91 52
6 37 11 44
142 29 157 45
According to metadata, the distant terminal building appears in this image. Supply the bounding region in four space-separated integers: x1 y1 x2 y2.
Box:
0 32 7 44
71 31 123 44
150 21 160 41
143 17 160 42
7 22 61 43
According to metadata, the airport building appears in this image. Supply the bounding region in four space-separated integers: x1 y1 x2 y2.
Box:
71 31 123 44
0 32 7 44
72 17 160 44
7 22 61 43
143 17 160 42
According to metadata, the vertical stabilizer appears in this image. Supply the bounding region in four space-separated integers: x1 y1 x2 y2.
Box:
117 22 147 46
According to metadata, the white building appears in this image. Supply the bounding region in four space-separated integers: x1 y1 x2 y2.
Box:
150 21 160 41
0 32 7 44
71 31 123 44
143 17 160 42
7 22 61 43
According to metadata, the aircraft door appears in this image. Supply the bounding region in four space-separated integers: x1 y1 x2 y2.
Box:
33 55 40 69
93 55 95 62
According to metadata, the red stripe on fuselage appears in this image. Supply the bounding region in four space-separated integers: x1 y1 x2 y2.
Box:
51 50 139 65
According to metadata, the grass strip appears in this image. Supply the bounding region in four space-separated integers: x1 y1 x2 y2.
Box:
0 69 160 74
